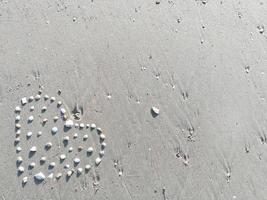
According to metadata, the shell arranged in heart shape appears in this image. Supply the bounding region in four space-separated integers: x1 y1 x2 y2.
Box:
14 89 106 186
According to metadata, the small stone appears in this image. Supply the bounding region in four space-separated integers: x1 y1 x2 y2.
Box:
57 101 62 107
30 106 35 111
16 130 21 136
79 123 85 128
85 165 91 171
101 142 107 149
18 166 24 173
17 156 23 163
29 96 34 102
26 131 33 138
42 106 47 112
15 123 21 129
86 124 90 128
28 115 34 122
59 154 66 160
16 146 22 152
49 162 56 168
21 97 27 105
83 134 88 140
45 142 52 149
42 118 48 124
75 123 79 128
57 89 61 95
44 95 49 100
48 173 54 179
68 147 73 152
78 146 83 151
74 158 80 164
50 97 56 102
30 146 37 152
97 127 102 133
34 172 45 181
65 119 74 128
99 150 105 157
60 108 66 114
73 133 78 139
77 168 83 174
151 106 160 116
15 137 20 143
29 162 36 168
15 106 21 113
67 170 73 177
37 131 42 137
38 89 42 94
100 134 106 140
64 164 70 169
56 173 62 179
15 115 21 121
63 136 69 142
95 157 101 165
63 115 68 120
53 116 59 121
91 123 96 129
22 177 28 184
87 147 93 153
35 94 41 101
118 171 123 176
40 157 46 163
51 127 58 134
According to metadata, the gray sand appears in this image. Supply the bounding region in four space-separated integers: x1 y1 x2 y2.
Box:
1 0 267 199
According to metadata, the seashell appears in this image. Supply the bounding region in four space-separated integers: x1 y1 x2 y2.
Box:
30 106 35 111
60 108 66 114
41 106 47 112
49 162 56 168
35 94 41 101
68 147 73 152
65 119 73 128
15 106 21 113
29 96 34 102
101 142 107 149
30 146 37 152
59 154 66 160
79 123 85 129
45 142 52 149
77 168 83 174
67 170 73 177
17 156 23 163
22 177 28 184
87 147 93 153
100 134 106 140
28 115 34 122
63 136 69 142
78 146 83 151
95 157 101 165
86 124 90 128
50 96 56 102
85 164 91 171
83 134 88 140
96 127 102 133
75 123 79 128
99 150 105 157
57 101 62 107
151 106 160 116
26 132 33 138
64 164 70 169
34 172 45 181
21 97 27 105
29 162 36 168
56 173 62 179
91 123 96 129
73 158 80 164
40 156 46 163
37 131 42 137
73 133 78 139
18 166 24 173
15 115 21 121
51 127 58 134
44 95 49 100
48 173 54 179
16 146 22 152
15 123 21 129
53 116 59 121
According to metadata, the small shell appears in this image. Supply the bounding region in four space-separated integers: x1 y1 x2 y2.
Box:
18 166 24 173
35 94 41 101
16 146 22 152
63 136 69 142
85 164 91 171
73 158 80 164
151 106 160 115
42 118 48 124
96 127 102 133
30 106 35 111
37 131 42 137
63 115 68 120
48 173 54 179
15 106 21 113
21 97 27 105
15 115 21 121
79 123 85 129
60 108 66 114
118 171 123 176
15 137 20 143
15 123 21 129
26 131 33 138
17 156 23 163
42 106 47 112
86 124 90 128
77 168 83 174
83 134 88 140
28 115 34 122
30 146 37 152
50 96 56 102
40 157 46 163
29 162 36 168
59 154 66 160
29 96 34 102
34 172 45 181
44 95 49 100
51 127 58 134
49 162 56 168
38 89 42 94
99 150 105 157
16 130 21 136
73 133 78 139
45 142 52 149
53 116 59 121
101 142 107 149
56 173 62 179
91 123 96 129
68 147 73 152
78 146 83 151
100 134 106 140
57 101 62 107
67 170 73 177
95 157 101 165
22 177 28 184
87 147 93 153
64 164 70 169
65 119 74 128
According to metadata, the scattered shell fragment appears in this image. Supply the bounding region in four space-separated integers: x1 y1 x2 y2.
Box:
100 134 106 140
37 131 42 137
26 131 33 138
22 177 28 184
63 136 70 142
83 134 88 140
60 154 66 161
44 95 49 100
35 94 41 101
30 146 37 152
28 115 34 122
29 162 36 168
16 146 22 152
51 127 58 134
87 147 93 153
50 96 56 102
77 168 83 174
41 106 47 112
18 166 24 173
15 106 21 112
74 158 80 164
15 123 21 129
17 156 23 163
15 115 21 121
30 106 35 111
21 97 27 105
151 106 160 116
95 157 101 165
56 173 62 179
60 108 66 114
79 123 85 129
85 164 91 171
91 123 96 129
34 172 45 181
65 119 73 128
49 162 56 168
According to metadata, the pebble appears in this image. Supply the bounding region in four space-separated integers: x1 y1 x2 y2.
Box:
21 97 27 105
30 106 35 111
37 131 42 137
29 96 34 102
53 116 59 121
17 156 23 163
18 166 24 173
99 150 105 157
57 101 62 107
30 146 37 152
100 134 106 140
60 108 66 114
74 158 80 164
95 157 101 165
65 119 74 128
77 168 83 174
56 173 62 179
97 127 102 133
51 127 58 134
118 171 123 176
50 97 56 102
15 137 20 143
151 106 160 115
79 123 85 129
63 115 68 120
85 165 91 171
60 154 66 160
34 172 45 181
42 106 47 112
40 157 46 163
67 170 73 177
78 146 83 151
16 130 21 136
15 115 21 121
15 106 21 112
15 123 21 129
38 89 42 94
35 94 41 101
44 95 49 100
16 146 22 152
63 136 70 142
101 142 107 149
49 162 56 168
28 115 34 122
75 123 79 128
91 123 96 129
68 147 73 152
64 164 70 169
26 132 33 138
29 162 36 168
73 133 78 139
48 173 54 179
87 147 93 153
45 142 52 149
86 124 90 128
83 134 88 140
22 177 28 184
42 118 48 124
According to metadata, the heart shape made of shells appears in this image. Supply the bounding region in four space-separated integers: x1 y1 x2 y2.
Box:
14 89 106 186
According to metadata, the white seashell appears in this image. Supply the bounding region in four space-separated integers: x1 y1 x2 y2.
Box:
30 106 35 111
75 123 79 128
87 147 93 153
151 106 160 115
101 142 107 148
91 123 96 129
53 116 59 121
44 95 49 100
35 94 41 101
15 137 20 143
97 127 102 133
15 123 21 129
57 101 62 106
49 162 56 168
50 96 56 102
45 142 52 148
18 166 24 173
86 124 90 128
15 106 21 112
59 154 66 160
77 168 83 174
29 96 34 101
37 131 42 137
42 106 47 112
60 108 66 114
118 171 123 176
85 165 91 171
40 156 46 162
63 136 69 142
21 97 27 105
73 133 78 139
83 134 88 140
95 157 101 165
28 115 34 122
16 130 21 136
79 123 85 128
68 147 73 152
73 158 80 164
67 170 73 177
65 119 73 128
64 164 70 169
22 177 28 184
56 173 62 179
99 150 105 157
26 131 32 138
15 115 21 121
29 162 36 168
48 173 54 179
34 172 45 181
30 146 37 152
51 127 58 134
16 146 22 152
17 156 23 163
100 134 106 140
